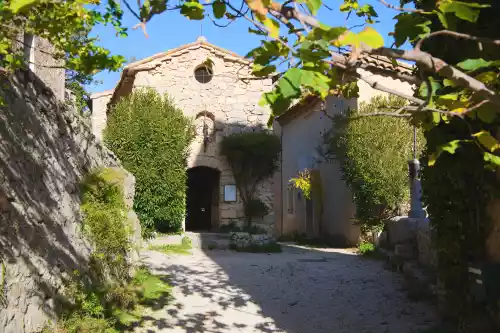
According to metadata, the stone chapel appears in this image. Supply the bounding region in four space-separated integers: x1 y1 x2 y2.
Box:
90 36 276 232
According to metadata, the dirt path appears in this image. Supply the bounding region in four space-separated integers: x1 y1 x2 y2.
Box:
135 245 438 333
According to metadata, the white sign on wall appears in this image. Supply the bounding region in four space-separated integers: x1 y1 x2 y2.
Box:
224 184 237 202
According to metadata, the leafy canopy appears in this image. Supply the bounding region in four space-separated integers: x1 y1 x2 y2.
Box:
4 0 498 168
1 0 125 79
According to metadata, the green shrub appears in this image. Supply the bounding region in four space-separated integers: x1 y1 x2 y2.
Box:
49 315 118 333
148 236 193 255
328 95 425 234
358 241 376 255
181 236 192 247
46 268 171 333
104 284 139 310
104 88 194 235
220 131 280 226
80 168 131 281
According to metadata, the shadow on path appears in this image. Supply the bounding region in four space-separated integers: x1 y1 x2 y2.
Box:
138 244 438 333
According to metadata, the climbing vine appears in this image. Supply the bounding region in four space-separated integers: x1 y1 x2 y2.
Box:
220 131 280 226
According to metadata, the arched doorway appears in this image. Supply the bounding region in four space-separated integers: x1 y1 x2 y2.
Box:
186 167 220 231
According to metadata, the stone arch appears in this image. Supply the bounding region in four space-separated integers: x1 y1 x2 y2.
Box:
187 155 221 171
195 110 215 121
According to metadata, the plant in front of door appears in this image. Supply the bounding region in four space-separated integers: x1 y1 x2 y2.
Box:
220 131 280 226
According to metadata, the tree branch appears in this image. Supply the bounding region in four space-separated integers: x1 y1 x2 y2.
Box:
416 29 500 51
269 2 500 107
360 46 500 107
377 0 429 14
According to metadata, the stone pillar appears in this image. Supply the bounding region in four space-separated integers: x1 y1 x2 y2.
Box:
408 159 426 219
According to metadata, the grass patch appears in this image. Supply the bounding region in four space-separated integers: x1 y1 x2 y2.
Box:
233 242 282 253
113 268 172 328
42 268 172 333
148 236 192 255
358 241 376 255
357 241 386 260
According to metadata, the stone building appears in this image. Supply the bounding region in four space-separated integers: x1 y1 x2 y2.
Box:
90 37 275 231
19 33 66 100
273 63 415 245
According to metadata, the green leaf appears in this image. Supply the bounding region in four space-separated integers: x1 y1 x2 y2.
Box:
9 0 38 13
301 70 329 96
457 58 493 71
337 27 384 48
475 71 498 84
435 10 448 28
180 1 205 20
308 26 347 41
212 1 226 19
473 130 500 152
484 152 500 166
278 68 302 99
477 102 497 123
259 91 277 107
443 79 456 87
432 112 441 125
393 13 431 47
439 93 459 100
428 140 463 166
438 1 489 23
252 64 276 77
305 0 322 15
357 27 384 48
419 78 441 98
262 17 280 39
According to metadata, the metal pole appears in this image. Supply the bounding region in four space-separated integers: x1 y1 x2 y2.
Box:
408 125 426 218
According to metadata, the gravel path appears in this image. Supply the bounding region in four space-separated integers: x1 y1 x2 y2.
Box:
135 245 438 333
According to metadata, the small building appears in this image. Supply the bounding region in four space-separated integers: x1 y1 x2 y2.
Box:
273 62 415 245
90 37 275 232
16 33 65 100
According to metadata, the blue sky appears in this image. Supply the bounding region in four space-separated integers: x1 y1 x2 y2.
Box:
88 1 401 93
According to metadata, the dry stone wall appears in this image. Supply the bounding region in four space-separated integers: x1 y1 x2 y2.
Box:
0 71 141 333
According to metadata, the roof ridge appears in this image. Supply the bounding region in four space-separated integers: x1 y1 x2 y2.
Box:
124 39 250 71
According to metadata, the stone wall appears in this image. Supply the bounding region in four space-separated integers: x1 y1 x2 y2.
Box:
91 40 276 230
33 37 65 100
0 70 141 333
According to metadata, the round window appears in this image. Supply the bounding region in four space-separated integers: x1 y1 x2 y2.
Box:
194 66 213 83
